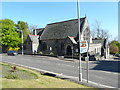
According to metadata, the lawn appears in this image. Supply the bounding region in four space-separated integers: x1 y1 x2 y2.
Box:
0 62 97 89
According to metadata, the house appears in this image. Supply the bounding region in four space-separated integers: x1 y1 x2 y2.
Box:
92 38 109 59
25 34 39 54
25 28 44 54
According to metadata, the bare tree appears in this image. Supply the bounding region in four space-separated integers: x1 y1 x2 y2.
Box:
91 20 111 40
29 25 38 34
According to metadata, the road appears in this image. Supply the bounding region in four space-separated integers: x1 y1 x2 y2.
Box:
1 54 119 88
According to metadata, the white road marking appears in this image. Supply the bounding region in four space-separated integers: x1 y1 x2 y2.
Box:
58 63 75 67
98 70 119 75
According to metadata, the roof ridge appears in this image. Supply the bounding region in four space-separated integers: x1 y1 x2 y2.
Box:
29 34 39 36
47 17 86 26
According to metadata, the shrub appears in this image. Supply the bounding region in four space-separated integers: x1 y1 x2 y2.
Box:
39 51 43 55
8 47 20 51
50 52 54 55
109 40 119 54
110 45 119 54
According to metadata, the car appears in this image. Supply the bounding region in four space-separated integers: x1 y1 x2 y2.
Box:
115 54 120 57
7 50 18 56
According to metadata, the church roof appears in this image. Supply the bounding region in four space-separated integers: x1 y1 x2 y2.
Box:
68 36 77 44
33 28 44 35
29 35 39 43
40 17 86 40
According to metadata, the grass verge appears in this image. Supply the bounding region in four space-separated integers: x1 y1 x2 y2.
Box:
1 62 97 89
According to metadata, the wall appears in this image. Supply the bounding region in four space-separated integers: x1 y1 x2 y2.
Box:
39 38 78 56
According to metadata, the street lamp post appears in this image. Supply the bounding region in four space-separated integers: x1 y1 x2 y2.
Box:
77 0 82 82
21 30 23 55
17 29 23 55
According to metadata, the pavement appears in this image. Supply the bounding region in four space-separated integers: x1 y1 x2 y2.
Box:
1 54 120 89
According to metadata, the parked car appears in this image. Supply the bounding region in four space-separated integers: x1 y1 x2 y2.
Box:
115 54 120 57
7 50 18 56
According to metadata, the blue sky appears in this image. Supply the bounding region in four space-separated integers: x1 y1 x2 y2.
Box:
2 2 118 41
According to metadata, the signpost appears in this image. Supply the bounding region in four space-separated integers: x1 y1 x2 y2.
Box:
80 41 88 53
80 40 89 83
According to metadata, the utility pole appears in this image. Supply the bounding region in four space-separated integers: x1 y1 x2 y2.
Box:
17 29 23 55
21 30 23 55
77 0 82 82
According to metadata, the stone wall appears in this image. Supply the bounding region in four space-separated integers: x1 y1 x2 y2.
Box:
39 38 78 56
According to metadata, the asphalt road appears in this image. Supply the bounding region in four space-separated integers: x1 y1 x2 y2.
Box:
1 54 120 88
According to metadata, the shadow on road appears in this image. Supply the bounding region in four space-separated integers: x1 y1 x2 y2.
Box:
113 57 120 60
91 60 120 73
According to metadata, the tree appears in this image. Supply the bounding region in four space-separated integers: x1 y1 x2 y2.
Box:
29 25 38 34
109 40 120 54
0 19 21 50
116 42 120 54
16 21 30 42
91 20 110 40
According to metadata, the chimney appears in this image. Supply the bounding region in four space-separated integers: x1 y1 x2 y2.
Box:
34 29 37 35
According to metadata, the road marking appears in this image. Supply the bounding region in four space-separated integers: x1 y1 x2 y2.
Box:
98 70 119 75
2 61 117 88
77 66 119 75
58 64 75 67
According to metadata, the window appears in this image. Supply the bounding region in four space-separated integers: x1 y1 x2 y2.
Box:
50 47 52 51
95 48 96 54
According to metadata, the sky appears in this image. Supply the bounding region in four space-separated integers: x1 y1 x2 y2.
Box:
1 2 118 41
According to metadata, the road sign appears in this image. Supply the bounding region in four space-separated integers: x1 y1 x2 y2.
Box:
80 40 88 53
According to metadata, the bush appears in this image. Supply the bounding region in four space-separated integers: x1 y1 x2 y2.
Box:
109 40 119 54
39 51 43 55
110 45 119 54
8 47 20 51
50 52 54 55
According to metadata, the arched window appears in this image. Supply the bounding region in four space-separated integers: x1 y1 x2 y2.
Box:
83 28 90 40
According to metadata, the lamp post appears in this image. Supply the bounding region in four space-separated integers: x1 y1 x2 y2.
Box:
17 29 23 55
77 0 82 82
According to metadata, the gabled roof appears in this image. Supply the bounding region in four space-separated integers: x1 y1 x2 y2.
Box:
29 35 39 43
92 38 107 48
68 36 77 44
33 28 44 35
40 17 87 40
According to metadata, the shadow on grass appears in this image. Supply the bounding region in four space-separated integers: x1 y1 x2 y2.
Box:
91 60 120 73
42 73 56 77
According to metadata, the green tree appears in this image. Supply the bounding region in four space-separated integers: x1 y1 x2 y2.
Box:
117 43 120 54
0 19 21 49
16 21 30 42
109 40 119 54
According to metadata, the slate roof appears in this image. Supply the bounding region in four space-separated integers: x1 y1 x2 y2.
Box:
92 39 107 48
68 36 77 44
29 35 39 43
33 28 44 35
40 17 86 40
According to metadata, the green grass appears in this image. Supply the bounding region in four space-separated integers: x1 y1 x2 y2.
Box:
0 62 97 89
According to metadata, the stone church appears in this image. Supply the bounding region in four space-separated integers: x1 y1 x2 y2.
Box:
26 16 109 60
